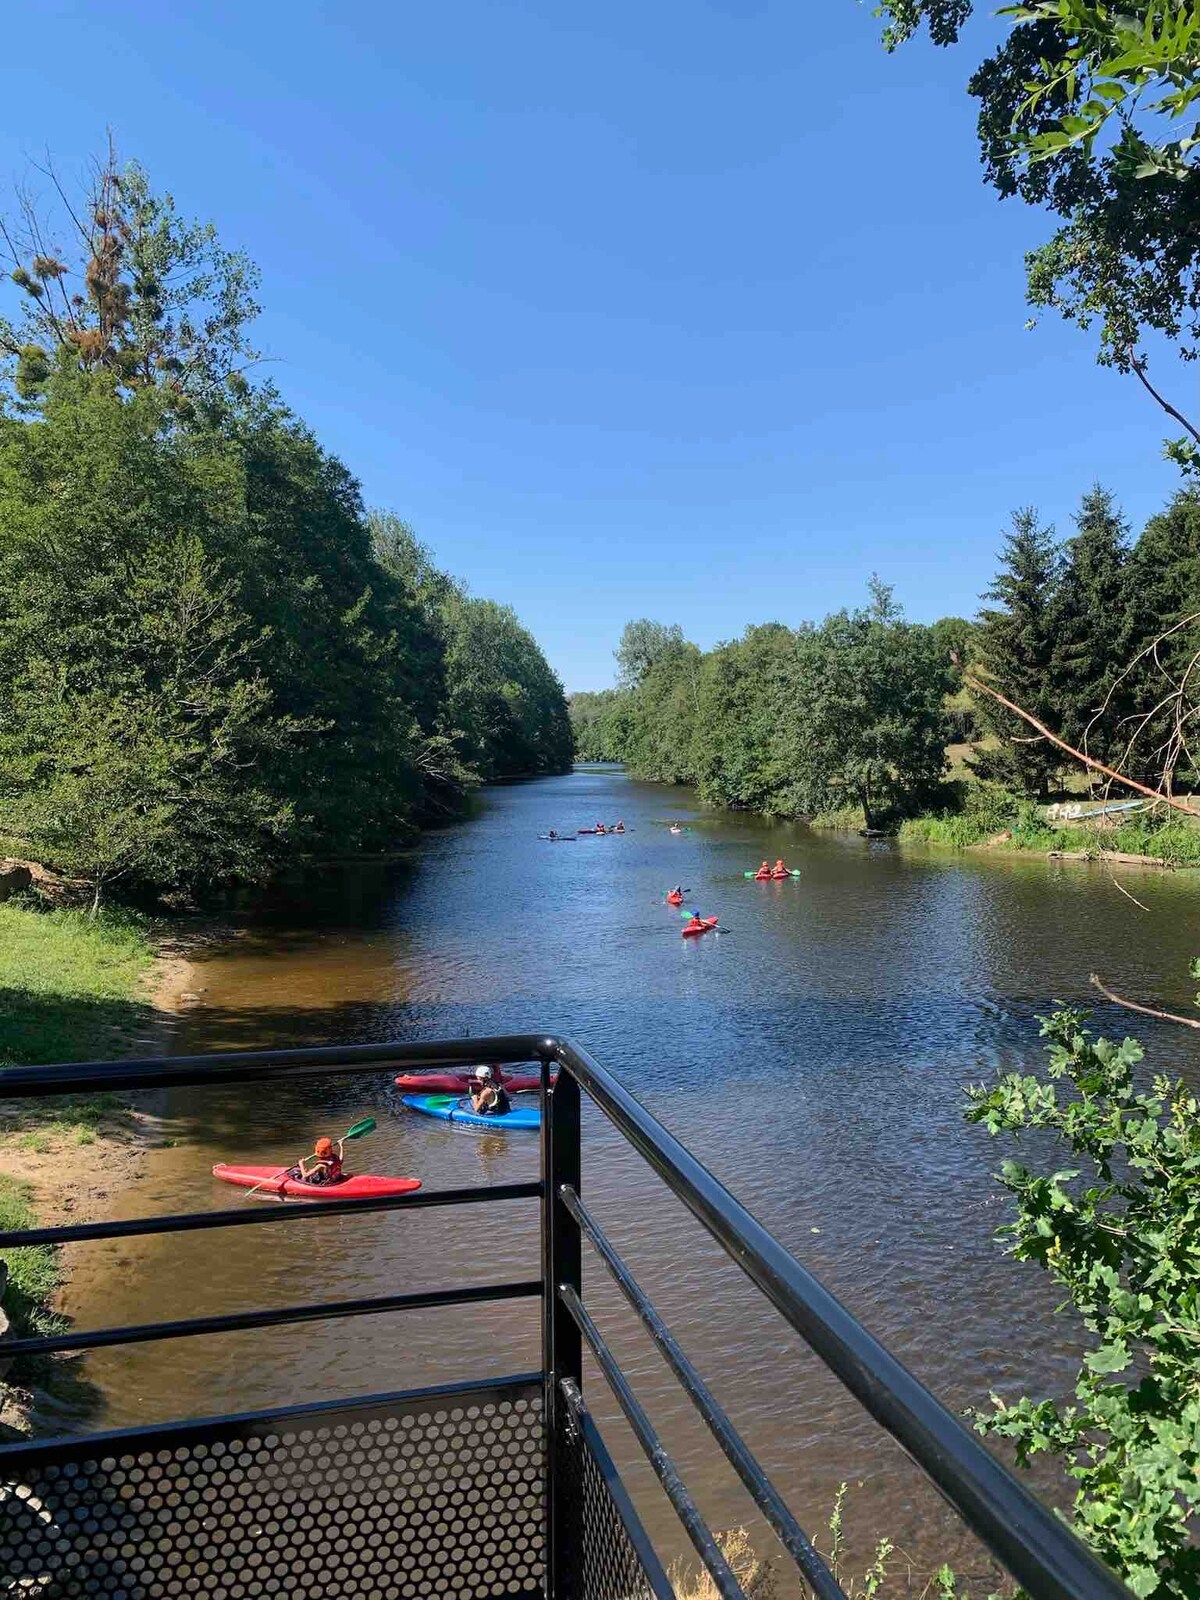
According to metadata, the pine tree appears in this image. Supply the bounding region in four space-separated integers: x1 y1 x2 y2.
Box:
972 509 1062 798
1049 487 1134 771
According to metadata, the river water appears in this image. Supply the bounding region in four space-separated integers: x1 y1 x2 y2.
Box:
48 765 1200 1585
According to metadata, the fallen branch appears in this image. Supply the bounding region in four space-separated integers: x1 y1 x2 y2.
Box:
959 664 1200 820
1089 973 1200 1031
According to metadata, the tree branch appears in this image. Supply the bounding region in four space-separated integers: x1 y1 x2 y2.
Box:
1129 351 1200 446
960 663 1200 819
1089 972 1200 1031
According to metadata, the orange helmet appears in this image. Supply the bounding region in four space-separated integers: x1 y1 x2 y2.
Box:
315 1137 334 1157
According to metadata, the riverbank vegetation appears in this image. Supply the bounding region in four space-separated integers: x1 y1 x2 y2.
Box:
0 147 571 913
571 484 1200 849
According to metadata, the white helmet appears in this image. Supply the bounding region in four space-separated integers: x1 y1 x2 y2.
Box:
474 1065 494 1082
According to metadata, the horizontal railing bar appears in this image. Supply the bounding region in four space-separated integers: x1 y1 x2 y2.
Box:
0 1371 543 1469
0 1180 543 1248
561 1184 845 1600
0 1033 556 1097
558 1283 746 1600
559 1377 675 1600
2 1278 542 1358
552 1037 1131 1600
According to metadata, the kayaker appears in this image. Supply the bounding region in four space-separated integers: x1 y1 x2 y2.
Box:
614 820 626 833
469 1065 512 1117
297 1136 344 1185
774 858 789 875
548 829 559 840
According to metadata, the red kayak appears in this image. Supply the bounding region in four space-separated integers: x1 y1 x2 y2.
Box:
754 870 772 881
666 891 684 906
213 1164 421 1200
393 1067 550 1094
681 916 719 938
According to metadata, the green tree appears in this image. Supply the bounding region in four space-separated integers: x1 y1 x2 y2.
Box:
973 509 1063 797
0 367 297 908
691 624 797 812
877 1 1200 465
1049 486 1136 769
781 580 949 828
569 690 628 762
0 140 260 409
615 619 686 688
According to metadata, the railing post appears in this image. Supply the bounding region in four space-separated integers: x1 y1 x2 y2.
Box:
541 1050 582 1600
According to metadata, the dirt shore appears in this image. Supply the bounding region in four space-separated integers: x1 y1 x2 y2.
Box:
0 943 208 1231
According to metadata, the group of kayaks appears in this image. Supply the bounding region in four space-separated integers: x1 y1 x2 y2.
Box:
542 820 627 840
211 1063 549 1204
666 857 798 937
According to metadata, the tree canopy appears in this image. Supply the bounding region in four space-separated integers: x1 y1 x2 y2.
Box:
0 151 571 907
877 1 1200 463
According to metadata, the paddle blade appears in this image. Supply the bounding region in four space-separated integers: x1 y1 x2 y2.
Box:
344 1117 376 1140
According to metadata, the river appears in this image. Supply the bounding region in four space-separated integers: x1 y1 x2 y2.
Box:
46 764 1200 1586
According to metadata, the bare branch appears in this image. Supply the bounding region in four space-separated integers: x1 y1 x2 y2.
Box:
961 663 1200 819
1090 972 1200 1030
1129 351 1200 447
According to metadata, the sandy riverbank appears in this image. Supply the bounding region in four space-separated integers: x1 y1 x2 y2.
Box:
0 938 212 1231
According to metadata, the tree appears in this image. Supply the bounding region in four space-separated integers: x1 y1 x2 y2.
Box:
0 367 296 908
781 580 949 828
569 690 628 762
615 619 686 688
972 509 1063 797
691 624 797 812
0 140 260 409
877 2 1200 465
1049 486 1136 770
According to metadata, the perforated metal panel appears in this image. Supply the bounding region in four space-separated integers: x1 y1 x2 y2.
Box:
556 1382 672 1600
0 1376 543 1600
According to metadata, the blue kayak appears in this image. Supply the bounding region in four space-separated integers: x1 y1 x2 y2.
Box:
401 1093 541 1131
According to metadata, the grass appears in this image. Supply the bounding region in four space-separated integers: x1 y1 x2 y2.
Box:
0 1174 62 1341
0 898 156 1068
0 897 157 1383
899 809 1200 863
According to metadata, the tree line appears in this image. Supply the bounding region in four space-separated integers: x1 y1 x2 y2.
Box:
0 150 571 908
572 484 1200 822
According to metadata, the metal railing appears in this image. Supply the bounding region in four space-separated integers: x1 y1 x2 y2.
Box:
0 1035 1131 1600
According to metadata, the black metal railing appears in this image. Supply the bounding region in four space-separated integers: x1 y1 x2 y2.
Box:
0 1035 1131 1600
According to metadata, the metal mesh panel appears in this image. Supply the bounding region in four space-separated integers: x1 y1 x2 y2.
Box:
0 1378 543 1600
557 1383 671 1600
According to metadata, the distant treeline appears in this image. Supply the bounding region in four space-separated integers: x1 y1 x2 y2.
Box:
0 150 571 907
572 486 1200 819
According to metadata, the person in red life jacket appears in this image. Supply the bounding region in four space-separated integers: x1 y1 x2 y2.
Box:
298 1136 344 1185
469 1065 512 1117
756 860 771 877
774 858 789 876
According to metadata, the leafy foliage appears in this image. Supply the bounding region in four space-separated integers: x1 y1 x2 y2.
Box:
967 999 1200 1597
578 584 949 824
0 156 571 907
877 0 1200 462
0 141 260 409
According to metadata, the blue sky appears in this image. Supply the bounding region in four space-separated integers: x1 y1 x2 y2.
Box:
1 1 1185 689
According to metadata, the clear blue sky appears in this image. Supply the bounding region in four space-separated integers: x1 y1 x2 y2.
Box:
1 1 1184 689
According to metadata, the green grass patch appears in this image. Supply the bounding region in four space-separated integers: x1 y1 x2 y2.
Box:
899 802 1200 863
0 1174 62 1341
0 900 156 1068
808 804 867 831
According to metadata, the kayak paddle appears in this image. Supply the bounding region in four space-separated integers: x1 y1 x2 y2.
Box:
743 869 801 878
242 1117 377 1199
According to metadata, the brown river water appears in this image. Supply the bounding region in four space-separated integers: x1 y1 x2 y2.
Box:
40 765 1200 1586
